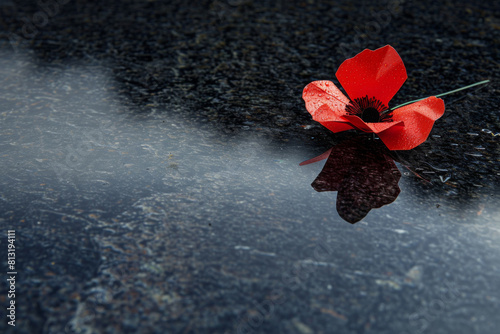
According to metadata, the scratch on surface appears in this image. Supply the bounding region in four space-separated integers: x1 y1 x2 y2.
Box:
375 279 401 290
251 250 276 257
234 245 276 257
299 259 337 267
320 308 347 321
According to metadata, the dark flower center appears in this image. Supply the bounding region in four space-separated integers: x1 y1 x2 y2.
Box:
345 96 392 123
361 107 380 122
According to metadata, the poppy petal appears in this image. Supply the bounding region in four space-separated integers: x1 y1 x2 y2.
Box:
377 96 445 150
341 115 404 133
319 118 357 133
303 80 350 122
299 148 333 166
336 45 407 106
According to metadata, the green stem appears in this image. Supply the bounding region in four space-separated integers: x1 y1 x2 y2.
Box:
380 79 490 115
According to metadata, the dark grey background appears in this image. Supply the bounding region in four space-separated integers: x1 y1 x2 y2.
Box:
0 0 499 333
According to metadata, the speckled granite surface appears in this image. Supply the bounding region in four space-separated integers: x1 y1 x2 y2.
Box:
0 0 499 333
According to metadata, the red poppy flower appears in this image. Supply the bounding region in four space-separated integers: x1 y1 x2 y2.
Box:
303 45 445 150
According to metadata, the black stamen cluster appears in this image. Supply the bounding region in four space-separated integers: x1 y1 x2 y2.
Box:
345 96 392 123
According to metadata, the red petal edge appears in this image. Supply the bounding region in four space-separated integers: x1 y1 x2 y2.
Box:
319 118 357 133
377 96 445 150
341 115 404 133
299 148 333 166
302 81 355 133
336 45 407 106
302 80 350 122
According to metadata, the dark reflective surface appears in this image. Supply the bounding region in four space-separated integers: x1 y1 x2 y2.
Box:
0 1 499 334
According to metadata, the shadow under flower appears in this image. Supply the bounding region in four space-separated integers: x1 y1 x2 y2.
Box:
302 136 401 224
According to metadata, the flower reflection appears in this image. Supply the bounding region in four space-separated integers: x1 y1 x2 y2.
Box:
302 137 401 224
